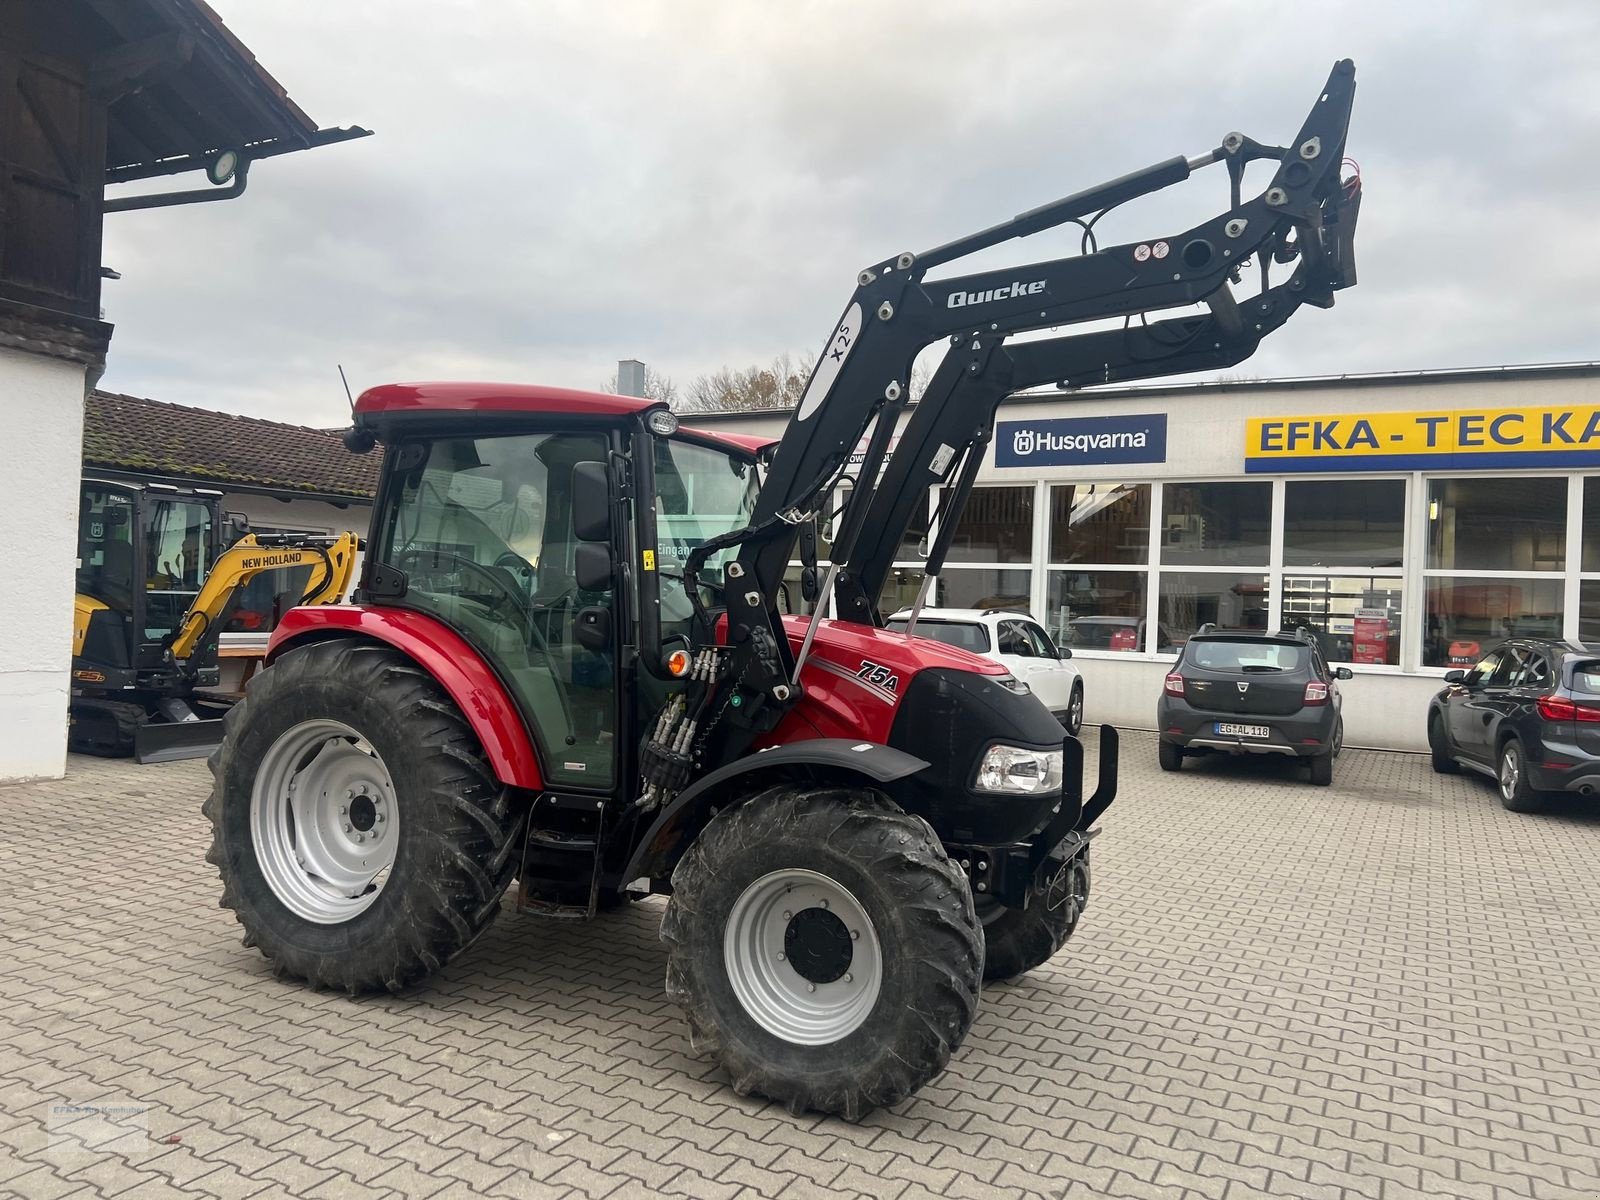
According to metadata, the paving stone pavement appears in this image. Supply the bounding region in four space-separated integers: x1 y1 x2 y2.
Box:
2 732 1599 1199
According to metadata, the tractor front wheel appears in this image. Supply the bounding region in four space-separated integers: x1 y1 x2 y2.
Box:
204 639 524 993
976 852 1090 982
662 785 983 1118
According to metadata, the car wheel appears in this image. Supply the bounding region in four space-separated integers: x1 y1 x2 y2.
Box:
1331 716 1344 758
1497 739 1544 813
1065 684 1084 736
1157 740 1183 772
1309 750 1334 787
1428 714 1459 775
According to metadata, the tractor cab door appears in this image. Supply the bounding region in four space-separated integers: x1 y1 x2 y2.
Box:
375 430 620 790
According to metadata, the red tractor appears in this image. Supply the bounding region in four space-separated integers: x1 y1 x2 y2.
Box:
205 65 1360 1116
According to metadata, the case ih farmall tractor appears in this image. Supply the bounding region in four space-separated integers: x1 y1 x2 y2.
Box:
205 65 1359 1116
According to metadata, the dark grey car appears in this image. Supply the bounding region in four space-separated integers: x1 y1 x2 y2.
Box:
1427 638 1600 813
1156 627 1352 786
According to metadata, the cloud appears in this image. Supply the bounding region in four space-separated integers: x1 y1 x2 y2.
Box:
98 1 1600 427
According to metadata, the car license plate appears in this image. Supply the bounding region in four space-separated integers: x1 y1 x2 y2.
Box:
1216 722 1270 738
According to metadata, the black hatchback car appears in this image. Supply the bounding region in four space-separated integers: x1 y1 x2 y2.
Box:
1157 626 1352 785
1427 638 1600 812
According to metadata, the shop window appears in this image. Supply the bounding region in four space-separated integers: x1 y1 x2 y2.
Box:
943 486 1033 564
1281 575 1402 665
1427 477 1566 572
1422 576 1565 668
1160 482 1270 566
1158 572 1269 644
1047 570 1157 651
935 567 1031 612
1583 478 1600 572
1049 483 1149 564
1578 581 1600 644
1283 479 1405 567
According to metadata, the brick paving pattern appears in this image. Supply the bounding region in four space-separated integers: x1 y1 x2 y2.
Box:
2 733 1598 1198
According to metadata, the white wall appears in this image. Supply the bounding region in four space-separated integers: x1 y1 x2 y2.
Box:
0 348 90 782
1073 654 1439 753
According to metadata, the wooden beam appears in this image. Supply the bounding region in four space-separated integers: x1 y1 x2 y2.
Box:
90 32 195 103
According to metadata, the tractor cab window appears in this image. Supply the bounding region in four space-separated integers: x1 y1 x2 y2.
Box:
78 486 136 613
378 432 616 788
143 498 214 643
652 440 761 628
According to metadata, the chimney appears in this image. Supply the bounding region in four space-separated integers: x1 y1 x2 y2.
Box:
617 359 647 398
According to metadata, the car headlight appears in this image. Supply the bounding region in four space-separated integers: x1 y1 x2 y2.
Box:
973 743 1063 794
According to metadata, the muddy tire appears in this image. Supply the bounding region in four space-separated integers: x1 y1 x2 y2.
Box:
204 638 524 993
977 852 1090 982
661 785 982 1118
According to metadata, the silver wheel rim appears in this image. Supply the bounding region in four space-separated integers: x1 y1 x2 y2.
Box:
249 719 399 924
723 868 882 1046
1500 746 1520 800
1069 689 1083 732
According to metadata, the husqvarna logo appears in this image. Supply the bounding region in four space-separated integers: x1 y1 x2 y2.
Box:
1013 429 1037 456
947 279 1046 309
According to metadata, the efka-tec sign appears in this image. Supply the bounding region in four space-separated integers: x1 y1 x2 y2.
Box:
995 413 1167 468
1246 406 1600 472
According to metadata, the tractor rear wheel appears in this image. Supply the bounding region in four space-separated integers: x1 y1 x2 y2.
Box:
204 639 524 993
976 852 1090 982
662 785 982 1118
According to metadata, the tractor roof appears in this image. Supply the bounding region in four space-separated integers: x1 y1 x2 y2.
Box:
354 382 778 456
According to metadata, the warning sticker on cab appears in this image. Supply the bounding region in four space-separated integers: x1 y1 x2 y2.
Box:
642 550 656 571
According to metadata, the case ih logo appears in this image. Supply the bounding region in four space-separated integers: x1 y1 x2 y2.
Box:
947 279 1046 309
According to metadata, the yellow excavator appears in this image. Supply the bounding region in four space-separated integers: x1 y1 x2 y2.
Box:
73 478 360 762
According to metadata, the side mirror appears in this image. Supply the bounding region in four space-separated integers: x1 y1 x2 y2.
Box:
575 541 614 591
572 461 612 542
1059 647 1073 660
1335 666 1353 680
1444 669 1467 684
223 513 250 546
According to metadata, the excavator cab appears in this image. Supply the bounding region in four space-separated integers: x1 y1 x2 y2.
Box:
73 480 230 750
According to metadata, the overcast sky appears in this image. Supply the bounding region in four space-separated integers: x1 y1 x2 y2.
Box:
98 1 1600 428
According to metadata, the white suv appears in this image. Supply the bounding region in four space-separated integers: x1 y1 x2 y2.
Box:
885 607 1085 734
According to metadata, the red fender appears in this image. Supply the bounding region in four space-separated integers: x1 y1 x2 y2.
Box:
267 605 544 789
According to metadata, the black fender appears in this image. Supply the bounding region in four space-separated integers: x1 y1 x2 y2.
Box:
617 739 930 887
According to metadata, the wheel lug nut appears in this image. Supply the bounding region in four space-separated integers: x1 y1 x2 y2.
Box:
355 833 364 843
844 973 853 983
782 911 791 920
343 823 352 833
376 814 385 823
339 805 347 815
819 899 829 909
777 953 785 962
851 930 859 940
807 983 816 993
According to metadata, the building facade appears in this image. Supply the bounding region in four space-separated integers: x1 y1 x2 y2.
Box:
688 362 1600 753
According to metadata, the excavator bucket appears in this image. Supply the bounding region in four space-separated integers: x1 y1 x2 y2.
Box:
134 717 226 764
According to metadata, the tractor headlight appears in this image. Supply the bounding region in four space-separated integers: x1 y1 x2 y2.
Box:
973 743 1062 795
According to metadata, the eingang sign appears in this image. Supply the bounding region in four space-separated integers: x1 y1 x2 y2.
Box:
996 413 1167 468
1245 406 1600 473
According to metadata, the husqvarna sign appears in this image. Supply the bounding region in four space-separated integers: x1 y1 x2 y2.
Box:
995 414 1168 468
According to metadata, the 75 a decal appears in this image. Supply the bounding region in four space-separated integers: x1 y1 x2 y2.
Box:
855 659 900 693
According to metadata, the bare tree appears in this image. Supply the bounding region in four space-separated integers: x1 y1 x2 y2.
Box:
682 352 817 413
602 364 678 406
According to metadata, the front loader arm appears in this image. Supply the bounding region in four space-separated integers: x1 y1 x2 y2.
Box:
667 60 1359 778
165 532 361 663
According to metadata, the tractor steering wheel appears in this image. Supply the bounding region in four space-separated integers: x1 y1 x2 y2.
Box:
396 549 551 660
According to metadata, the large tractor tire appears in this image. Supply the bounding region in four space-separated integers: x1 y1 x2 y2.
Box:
204 639 524 994
976 852 1090 982
662 785 983 1118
